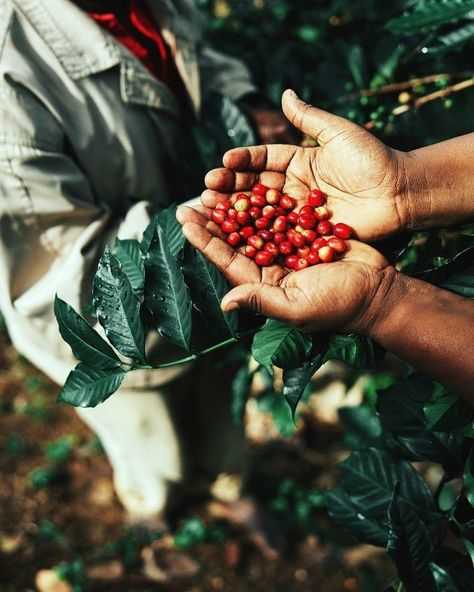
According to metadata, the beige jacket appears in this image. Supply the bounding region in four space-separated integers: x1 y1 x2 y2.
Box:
0 0 256 386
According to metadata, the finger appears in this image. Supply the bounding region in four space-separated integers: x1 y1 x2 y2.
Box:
201 189 234 209
282 89 359 146
181 222 260 285
223 144 300 173
176 205 222 237
205 168 286 193
221 283 298 324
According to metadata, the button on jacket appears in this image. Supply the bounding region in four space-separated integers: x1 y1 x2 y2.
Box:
0 0 256 385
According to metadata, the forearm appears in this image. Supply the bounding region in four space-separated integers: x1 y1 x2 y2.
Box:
403 133 474 231
367 271 474 403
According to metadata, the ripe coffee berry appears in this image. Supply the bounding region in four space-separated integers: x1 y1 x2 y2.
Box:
298 213 316 229
287 211 299 225
285 255 299 269
245 245 257 259
314 206 330 220
301 229 317 243
297 246 311 259
280 195 296 210
235 196 251 212
222 219 239 234
248 206 261 220
266 188 281 204
333 223 353 240
211 209 226 225
240 226 254 240
236 211 250 225
255 217 270 230
289 233 305 248
264 242 279 258
318 246 335 263
255 251 274 267
216 201 232 212
274 232 286 245
279 241 294 255
295 258 309 271
247 235 264 250
262 205 276 219
327 237 346 253
307 251 320 265
227 208 238 219
257 230 273 242
311 237 327 251
273 216 288 233
316 220 332 236
251 194 266 208
227 232 241 247
308 189 325 207
253 183 268 197
274 206 285 217
299 205 315 216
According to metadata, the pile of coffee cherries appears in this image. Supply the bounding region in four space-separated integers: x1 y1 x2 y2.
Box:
210 183 353 269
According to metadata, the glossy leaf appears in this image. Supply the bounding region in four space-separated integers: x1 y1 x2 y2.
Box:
58 363 127 408
430 22 474 53
386 1 474 35
54 296 121 369
93 245 146 363
155 206 186 259
113 239 145 295
387 487 434 592
323 334 383 369
282 352 323 418
326 486 388 547
464 449 474 508
424 387 474 432
231 362 253 426
431 564 460 592
182 243 238 338
145 227 193 350
251 319 313 371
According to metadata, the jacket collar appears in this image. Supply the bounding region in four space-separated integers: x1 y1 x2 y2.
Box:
12 0 185 116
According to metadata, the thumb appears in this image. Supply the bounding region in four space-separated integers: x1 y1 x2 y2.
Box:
282 89 357 146
221 283 295 323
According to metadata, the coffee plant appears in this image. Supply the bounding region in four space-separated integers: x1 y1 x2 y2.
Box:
53 1 474 590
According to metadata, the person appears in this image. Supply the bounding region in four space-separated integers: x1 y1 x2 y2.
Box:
178 89 474 403
0 0 291 575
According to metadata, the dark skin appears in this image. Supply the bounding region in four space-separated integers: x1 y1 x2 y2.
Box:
178 90 474 403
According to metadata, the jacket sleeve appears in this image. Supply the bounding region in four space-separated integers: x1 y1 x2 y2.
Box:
197 43 257 101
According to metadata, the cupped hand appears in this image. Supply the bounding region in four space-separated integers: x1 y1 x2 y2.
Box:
177 205 395 334
203 90 414 242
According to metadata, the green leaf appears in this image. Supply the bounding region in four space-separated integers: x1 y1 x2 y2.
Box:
386 1 474 35
323 334 383 368
231 362 253 426
339 405 383 441
326 486 388 547
93 246 146 363
113 239 145 295
337 449 437 522
461 537 474 567
182 243 238 338
424 387 474 432
54 296 121 369
387 487 434 592
144 227 193 350
431 564 460 592
430 21 474 53
464 449 474 507
58 363 127 407
251 319 312 371
140 206 186 258
282 352 323 418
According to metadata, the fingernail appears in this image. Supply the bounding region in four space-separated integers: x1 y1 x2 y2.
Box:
285 89 299 99
221 301 239 313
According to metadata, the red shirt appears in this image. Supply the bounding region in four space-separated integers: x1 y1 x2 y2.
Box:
87 1 186 103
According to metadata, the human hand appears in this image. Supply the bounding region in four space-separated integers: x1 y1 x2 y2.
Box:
176 205 394 334
204 89 416 242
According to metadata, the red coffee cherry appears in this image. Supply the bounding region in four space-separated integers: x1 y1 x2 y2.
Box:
289 233 305 248
318 246 335 263
248 206 262 220
222 219 239 234
286 229 297 240
280 195 296 210
314 206 330 220
307 251 320 265
255 251 274 267
298 213 317 229
235 196 251 212
295 258 309 271
279 241 294 255
274 206 285 217
247 235 264 250
236 211 250 226
216 200 232 212
273 232 286 245
308 189 325 207
297 246 311 259
273 215 288 233
211 209 226 225
253 183 269 197
287 211 299 226
251 193 266 208
227 232 241 247
311 237 327 251
255 217 270 230
262 205 276 219
299 205 315 216
264 242 279 258
301 229 317 243
316 220 332 236
245 245 257 259
284 255 299 269
327 237 346 253
227 208 238 219
266 188 281 204
257 230 273 242
333 223 353 240
239 226 254 240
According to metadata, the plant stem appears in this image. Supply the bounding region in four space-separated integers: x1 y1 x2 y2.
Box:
396 581 404 592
